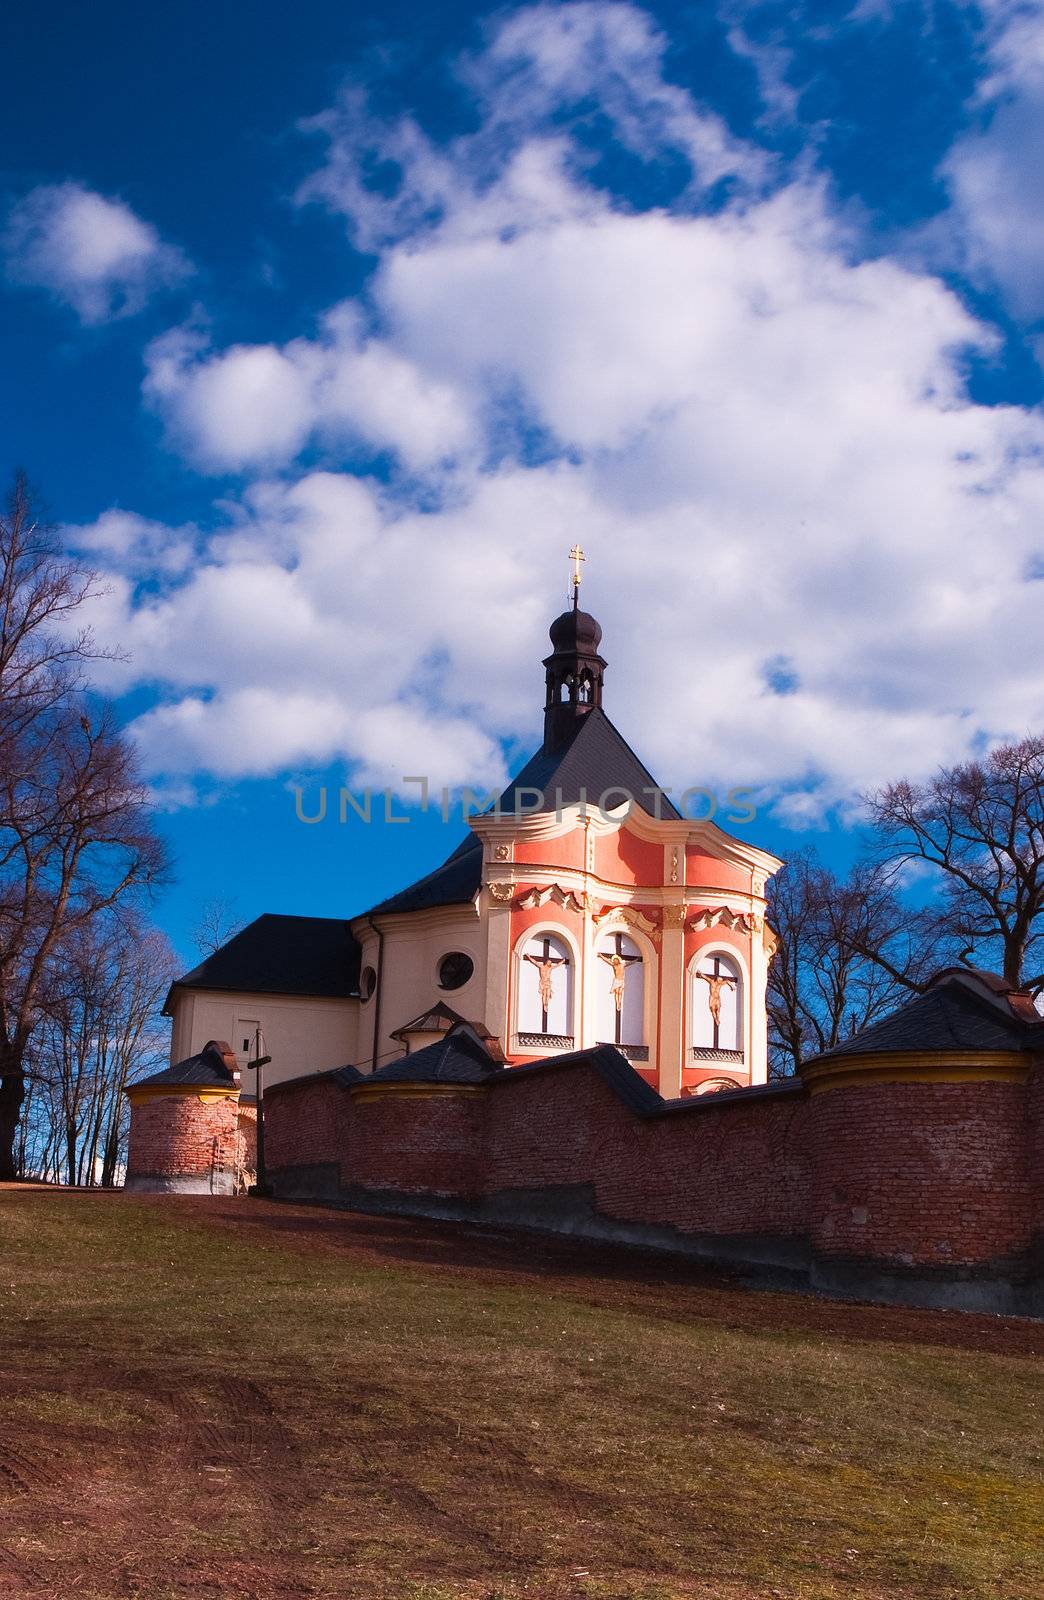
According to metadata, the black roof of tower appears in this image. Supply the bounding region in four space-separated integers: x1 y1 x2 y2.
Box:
367 707 679 918
496 706 681 821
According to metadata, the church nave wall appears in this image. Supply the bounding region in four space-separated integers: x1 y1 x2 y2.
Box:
171 988 362 1093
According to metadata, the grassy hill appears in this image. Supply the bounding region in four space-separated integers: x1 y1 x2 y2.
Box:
0 1190 1041 1599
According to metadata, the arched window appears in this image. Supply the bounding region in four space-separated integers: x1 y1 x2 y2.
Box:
518 933 573 1043
692 952 743 1053
595 931 644 1047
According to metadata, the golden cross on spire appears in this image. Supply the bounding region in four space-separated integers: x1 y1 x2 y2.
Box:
569 543 586 592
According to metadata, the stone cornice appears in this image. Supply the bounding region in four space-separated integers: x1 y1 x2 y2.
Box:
800 1049 1033 1094
125 1083 240 1104
351 1082 489 1102
469 806 782 878
482 865 768 915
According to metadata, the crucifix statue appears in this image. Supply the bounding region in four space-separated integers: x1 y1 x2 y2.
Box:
523 937 570 1033
569 543 585 597
598 932 642 1044
697 956 737 1046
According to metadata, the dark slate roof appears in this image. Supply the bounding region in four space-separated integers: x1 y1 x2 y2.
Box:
495 708 681 821
367 1026 498 1085
131 1041 236 1090
503 1042 664 1115
506 1046 806 1118
808 974 1044 1064
367 834 483 917
390 1003 507 1061
165 914 361 1009
366 710 677 918
262 1060 365 1096
390 1001 471 1039
657 1079 806 1115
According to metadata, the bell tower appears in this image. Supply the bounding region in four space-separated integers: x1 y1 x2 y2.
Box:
543 546 608 753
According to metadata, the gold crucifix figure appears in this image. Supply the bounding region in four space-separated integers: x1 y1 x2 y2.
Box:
697 966 737 1028
569 543 586 592
599 943 641 1014
523 938 570 1032
598 932 643 1045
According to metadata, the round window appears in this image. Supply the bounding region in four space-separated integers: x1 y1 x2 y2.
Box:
438 952 474 991
360 966 377 1000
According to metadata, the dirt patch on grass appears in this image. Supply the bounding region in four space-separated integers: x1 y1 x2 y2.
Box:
0 1189 1041 1600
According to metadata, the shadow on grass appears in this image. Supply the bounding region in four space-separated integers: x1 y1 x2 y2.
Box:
139 1192 1044 1359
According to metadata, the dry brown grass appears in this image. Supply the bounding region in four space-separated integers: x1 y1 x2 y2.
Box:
0 1190 1041 1600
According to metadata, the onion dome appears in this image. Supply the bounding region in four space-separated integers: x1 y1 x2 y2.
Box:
548 603 603 656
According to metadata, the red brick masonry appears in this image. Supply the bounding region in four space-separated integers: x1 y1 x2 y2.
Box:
264 1052 1044 1315
126 1091 241 1196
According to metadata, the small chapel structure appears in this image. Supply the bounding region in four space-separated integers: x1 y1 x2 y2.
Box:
161 554 781 1105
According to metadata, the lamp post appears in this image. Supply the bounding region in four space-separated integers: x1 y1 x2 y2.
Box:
247 1025 272 1197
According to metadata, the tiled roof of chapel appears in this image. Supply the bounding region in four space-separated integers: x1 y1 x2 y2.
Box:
366 1026 499 1085
806 970 1044 1063
130 1040 238 1090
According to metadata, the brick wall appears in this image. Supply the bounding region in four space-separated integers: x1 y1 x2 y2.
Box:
807 1079 1032 1270
265 1062 809 1265
1025 1060 1044 1266
348 1091 487 1199
126 1091 240 1195
483 1063 809 1252
262 1074 350 1200
237 1103 257 1189
262 1053 1043 1312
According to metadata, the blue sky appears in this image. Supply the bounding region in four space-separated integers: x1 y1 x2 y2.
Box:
3 0 1044 966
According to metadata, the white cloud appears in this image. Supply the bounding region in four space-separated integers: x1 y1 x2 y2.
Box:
74 1 1044 812
298 3 764 252
127 668 509 795
376 184 982 455
3 182 190 324
941 1 1044 321
66 509 198 576
461 1 762 186
144 327 317 471
143 307 474 474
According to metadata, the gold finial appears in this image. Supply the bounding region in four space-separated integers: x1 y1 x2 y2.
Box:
569 543 586 594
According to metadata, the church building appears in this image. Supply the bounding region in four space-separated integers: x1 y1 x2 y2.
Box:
163 556 782 1101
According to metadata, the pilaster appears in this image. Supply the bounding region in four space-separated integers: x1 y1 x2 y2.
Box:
658 904 686 1098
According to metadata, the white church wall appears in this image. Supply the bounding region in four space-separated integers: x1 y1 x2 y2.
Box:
362 907 487 1070
170 988 361 1093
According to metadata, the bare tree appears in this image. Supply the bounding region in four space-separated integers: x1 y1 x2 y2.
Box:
865 736 1044 990
767 850 943 1075
26 915 176 1184
0 476 168 1178
191 897 244 959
